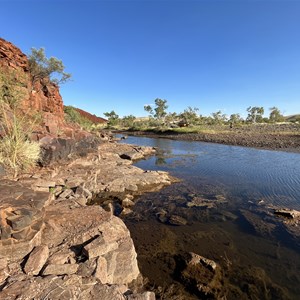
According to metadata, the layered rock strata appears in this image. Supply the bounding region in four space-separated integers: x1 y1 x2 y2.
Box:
0 38 64 132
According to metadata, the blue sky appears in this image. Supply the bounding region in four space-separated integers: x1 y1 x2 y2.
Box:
1 0 300 118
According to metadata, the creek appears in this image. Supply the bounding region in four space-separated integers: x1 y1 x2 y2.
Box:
119 136 300 299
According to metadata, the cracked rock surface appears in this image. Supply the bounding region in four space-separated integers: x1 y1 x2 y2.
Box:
0 142 174 299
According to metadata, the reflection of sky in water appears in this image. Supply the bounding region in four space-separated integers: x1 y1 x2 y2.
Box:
119 136 300 209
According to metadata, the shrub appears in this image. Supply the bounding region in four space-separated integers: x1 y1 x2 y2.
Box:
64 105 93 130
0 67 27 109
0 67 41 177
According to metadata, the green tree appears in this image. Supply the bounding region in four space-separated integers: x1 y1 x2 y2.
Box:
144 105 153 117
269 107 284 123
180 107 200 125
154 98 168 121
246 106 264 123
229 113 243 124
211 110 227 124
144 98 168 122
165 112 178 126
104 110 119 126
121 115 136 127
28 48 71 86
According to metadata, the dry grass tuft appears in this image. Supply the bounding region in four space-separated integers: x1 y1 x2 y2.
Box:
0 66 41 177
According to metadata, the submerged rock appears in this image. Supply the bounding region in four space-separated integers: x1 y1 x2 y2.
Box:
179 252 224 299
274 209 300 219
186 197 215 209
186 194 227 209
239 209 276 237
168 215 188 226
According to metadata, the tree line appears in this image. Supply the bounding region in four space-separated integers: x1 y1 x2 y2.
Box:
103 98 288 128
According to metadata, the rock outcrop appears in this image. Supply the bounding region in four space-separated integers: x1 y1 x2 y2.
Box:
0 38 64 133
0 142 175 299
0 37 176 299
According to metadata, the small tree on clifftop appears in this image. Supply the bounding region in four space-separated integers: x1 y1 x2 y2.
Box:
28 48 71 86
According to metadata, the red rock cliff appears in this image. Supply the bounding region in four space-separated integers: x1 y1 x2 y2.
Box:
0 38 64 132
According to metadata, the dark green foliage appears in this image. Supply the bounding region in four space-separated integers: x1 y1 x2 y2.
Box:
211 110 228 124
180 107 199 125
144 98 168 122
28 48 71 86
229 113 243 124
103 110 119 127
121 115 136 127
269 107 284 123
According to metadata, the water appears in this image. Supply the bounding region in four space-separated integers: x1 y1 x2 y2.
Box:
118 136 300 299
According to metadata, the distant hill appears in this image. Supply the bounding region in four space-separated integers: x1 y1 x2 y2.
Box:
71 107 107 124
285 114 300 122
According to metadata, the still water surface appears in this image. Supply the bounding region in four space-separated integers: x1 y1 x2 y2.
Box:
119 136 300 299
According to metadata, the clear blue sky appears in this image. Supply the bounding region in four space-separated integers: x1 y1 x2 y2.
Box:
1 0 300 118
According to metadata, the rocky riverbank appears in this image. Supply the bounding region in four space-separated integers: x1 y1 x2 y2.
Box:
120 123 300 153
0 139 175 300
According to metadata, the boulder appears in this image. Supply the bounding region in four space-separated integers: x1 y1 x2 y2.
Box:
42 205 140 286
83 236 118 259
24 245 49 275
168 215 187 226
274 209 300 219
179 252 224 298
240 209 276 237
40 136 102 165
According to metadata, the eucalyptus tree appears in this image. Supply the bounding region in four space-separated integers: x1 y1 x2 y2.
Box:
144 98 168 122
180 106 200 125
211 110 227 124
28 47 71 86
229 113 243 124
121 115 136 127
269 107 284 123
246 106 264 123
104 110 119 126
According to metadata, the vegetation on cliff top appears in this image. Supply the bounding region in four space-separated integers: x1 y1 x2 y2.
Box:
28 47 71 86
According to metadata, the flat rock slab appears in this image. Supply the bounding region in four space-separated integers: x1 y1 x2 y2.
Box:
24 245 49 275
43 263 79 276
42 204 140 285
